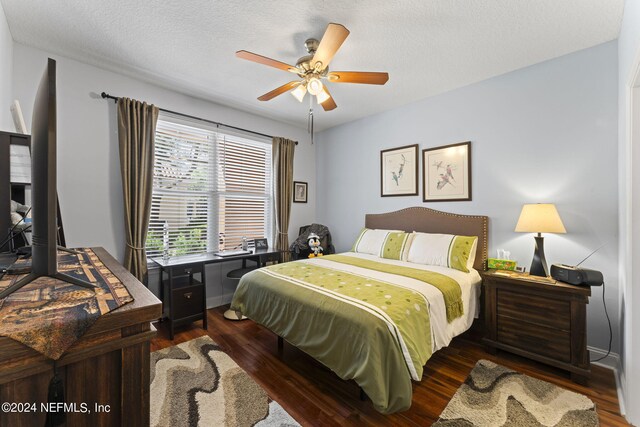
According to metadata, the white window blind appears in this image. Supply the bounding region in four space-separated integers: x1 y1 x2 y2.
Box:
146 116 273 258
214 134 272 251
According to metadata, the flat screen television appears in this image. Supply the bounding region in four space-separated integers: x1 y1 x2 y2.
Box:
0 58 95 299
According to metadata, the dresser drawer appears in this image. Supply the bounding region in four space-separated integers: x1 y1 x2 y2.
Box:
497 288 570 330
169 263 203 279
172 284 204 320
497 315 571 362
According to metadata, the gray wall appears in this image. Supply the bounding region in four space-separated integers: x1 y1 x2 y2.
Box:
317 41 619 355
11 43 316 307
0 2 12 130
617 0 640 421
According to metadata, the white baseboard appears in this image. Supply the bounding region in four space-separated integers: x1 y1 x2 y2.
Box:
616 369 627 417
207 292 234 309
588 345 619 370
588 346 626 417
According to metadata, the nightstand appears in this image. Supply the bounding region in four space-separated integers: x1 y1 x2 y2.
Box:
481 269 591 384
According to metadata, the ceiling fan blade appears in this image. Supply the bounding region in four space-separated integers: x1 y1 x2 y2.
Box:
258 81 301 101
236 50 298 73
320 87 337 111
312 23 350 70
327 71 389 85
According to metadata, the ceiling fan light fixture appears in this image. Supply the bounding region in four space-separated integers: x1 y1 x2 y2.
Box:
291 83 307 102
237 23 389 116
307 77 323 95
316 87 330 104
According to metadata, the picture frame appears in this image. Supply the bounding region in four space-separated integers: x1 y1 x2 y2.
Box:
293 181 308 203
422 141 471 202
254 238 268 250
380 144 419 197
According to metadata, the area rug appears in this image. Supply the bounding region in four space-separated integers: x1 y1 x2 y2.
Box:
150 336 300 427
433 359 599 426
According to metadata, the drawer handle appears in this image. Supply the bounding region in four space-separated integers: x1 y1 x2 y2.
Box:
184 292 193 299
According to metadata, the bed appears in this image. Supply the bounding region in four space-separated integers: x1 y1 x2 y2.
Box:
231 207 488 414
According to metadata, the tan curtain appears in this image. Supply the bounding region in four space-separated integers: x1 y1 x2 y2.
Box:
272 137 296 260
117 98 159 284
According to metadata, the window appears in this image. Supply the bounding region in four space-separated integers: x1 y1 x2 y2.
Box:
146 115 273 257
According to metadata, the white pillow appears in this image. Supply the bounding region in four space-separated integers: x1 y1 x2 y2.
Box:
352 228 402 256
407 232 478 273
407 233 452 266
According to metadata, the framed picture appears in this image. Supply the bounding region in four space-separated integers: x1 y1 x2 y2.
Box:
254 238 268 250
380 144 419 197
293 181 308 203
422 141 471 202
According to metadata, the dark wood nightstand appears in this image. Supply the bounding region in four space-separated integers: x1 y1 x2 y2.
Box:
481 269 591 384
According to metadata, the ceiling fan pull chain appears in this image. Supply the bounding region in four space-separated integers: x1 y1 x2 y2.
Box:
307 94 314 144
308 107 314 144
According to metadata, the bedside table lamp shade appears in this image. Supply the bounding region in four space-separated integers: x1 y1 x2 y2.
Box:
515 204 566 277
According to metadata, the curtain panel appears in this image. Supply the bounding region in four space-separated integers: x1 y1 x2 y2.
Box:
272 137 296 260
117 98 159 284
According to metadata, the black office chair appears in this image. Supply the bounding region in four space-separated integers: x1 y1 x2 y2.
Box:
223 257 259 321
289 224 335 260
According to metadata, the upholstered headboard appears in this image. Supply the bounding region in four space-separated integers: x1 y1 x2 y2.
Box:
365 207 489 271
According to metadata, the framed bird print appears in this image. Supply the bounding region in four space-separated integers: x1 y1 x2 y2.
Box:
422 141 471 202
380 144 419 197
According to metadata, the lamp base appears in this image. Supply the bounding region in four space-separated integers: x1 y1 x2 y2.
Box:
530 235 549 277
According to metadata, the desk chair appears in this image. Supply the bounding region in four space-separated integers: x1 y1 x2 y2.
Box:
223 258 258 321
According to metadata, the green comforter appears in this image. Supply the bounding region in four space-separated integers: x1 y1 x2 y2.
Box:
230 254 463 413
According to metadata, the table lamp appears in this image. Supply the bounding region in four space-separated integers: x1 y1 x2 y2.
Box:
515 203 566 277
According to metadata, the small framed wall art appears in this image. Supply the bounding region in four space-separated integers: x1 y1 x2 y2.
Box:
293 181 308 203
422 141 471 202
254 238 268 250
380 144 419 197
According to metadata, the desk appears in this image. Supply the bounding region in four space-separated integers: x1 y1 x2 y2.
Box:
152 248 283 339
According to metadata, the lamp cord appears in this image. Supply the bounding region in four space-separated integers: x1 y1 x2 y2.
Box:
591 280 612 363
0 207 32 252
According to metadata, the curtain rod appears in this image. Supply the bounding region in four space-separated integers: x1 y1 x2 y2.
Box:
100 92 297 145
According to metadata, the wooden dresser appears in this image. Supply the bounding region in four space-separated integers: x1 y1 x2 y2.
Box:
481 269 591 384
0 247 162 426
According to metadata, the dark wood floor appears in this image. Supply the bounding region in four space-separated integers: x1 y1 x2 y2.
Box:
151 306 628 426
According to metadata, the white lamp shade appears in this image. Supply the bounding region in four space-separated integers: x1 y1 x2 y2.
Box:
291 84 307 102
307 77 323 95
515 203 566 234
316 87 330 104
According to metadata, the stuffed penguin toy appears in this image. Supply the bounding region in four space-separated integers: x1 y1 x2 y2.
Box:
307 233 324 258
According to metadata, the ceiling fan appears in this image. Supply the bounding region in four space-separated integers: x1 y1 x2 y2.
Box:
236 23 389 112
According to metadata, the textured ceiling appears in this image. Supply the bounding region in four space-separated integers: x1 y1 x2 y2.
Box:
0 0 624 131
